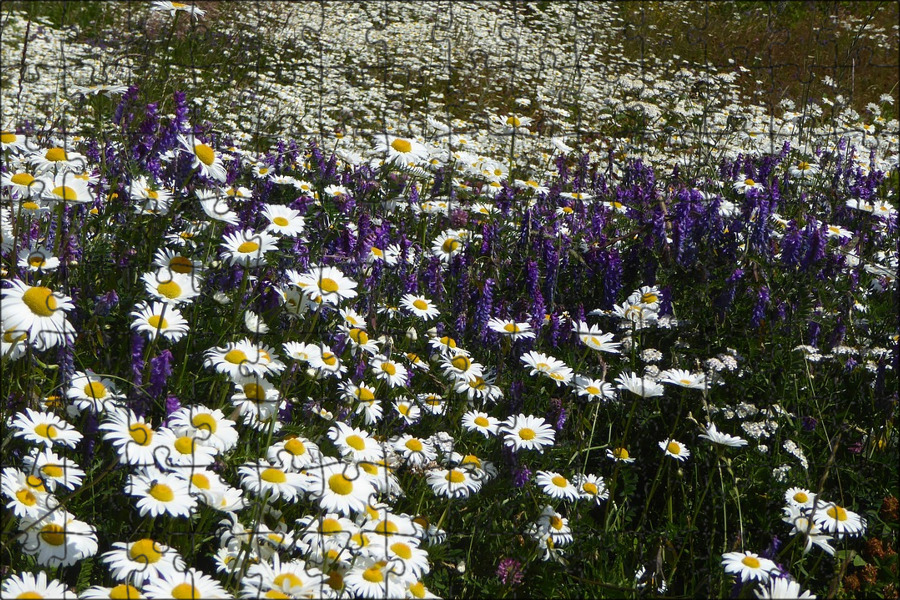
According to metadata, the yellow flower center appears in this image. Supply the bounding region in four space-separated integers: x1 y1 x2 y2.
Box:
320 517 343 534
442 238 460 253
374 519 399 535
462 455 481 468
22 201 40 210
321 352 337 366
551 475 568 488
586 386 600 395
391 139 413 154
190 413 216 433
550 515 564 530
793 492 808 503
156 280 182 299
413 299 431 312
243 383 265 401
474 416 489 427
518 427 536 440
446 469 465 483
328 473 353 495
503 323 520 333
741 556 761 569
11 173 35 186
34 423 58 439
349 328 368 345
147 314 169 329
261 468 287 483
171 583 199 600
41 464 63 478
744 178 755 186
1 131 16 144
273 573 303 589
45 147 67 162
391 542 413 560
4 329 27 343
191 473 210 489
284 438 306 455
346 435 366 451
164 255 192 275
15 488 37 506
173 436 196 455
582 482 599 496
22 286 58 317
273 216 289 227
405 438 423 452
451 355 471 371
26 475 46 491
149 483 175 502
129 423 153 445
51 186 79 201
84 381 107 399
409 582 426 598
827 505 848 521
797 161 810 170
641 292 658 303
109 584 142 599
357 387 375 402
666 442 681 455
381 362 397 376
225 349 248 364
129 539 162 563
326 570 344 590
319 277 339 293
363 566 384 583
194 144 215 166
40 523 66 546
237 241 260 253
506 116 522 127
613 447 629 459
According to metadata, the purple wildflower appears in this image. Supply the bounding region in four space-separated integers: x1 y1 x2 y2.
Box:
148 349 174 397
496 558 524 587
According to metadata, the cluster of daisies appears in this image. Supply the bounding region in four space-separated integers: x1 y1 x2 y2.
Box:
1 74 894 599
718 487 867 599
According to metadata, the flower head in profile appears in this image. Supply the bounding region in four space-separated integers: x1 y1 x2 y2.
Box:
151 1 206 19
616 372 664 398
573 321 621 353
698 422 748 447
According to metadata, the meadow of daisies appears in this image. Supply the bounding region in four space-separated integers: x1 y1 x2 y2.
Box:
1 1 898 598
